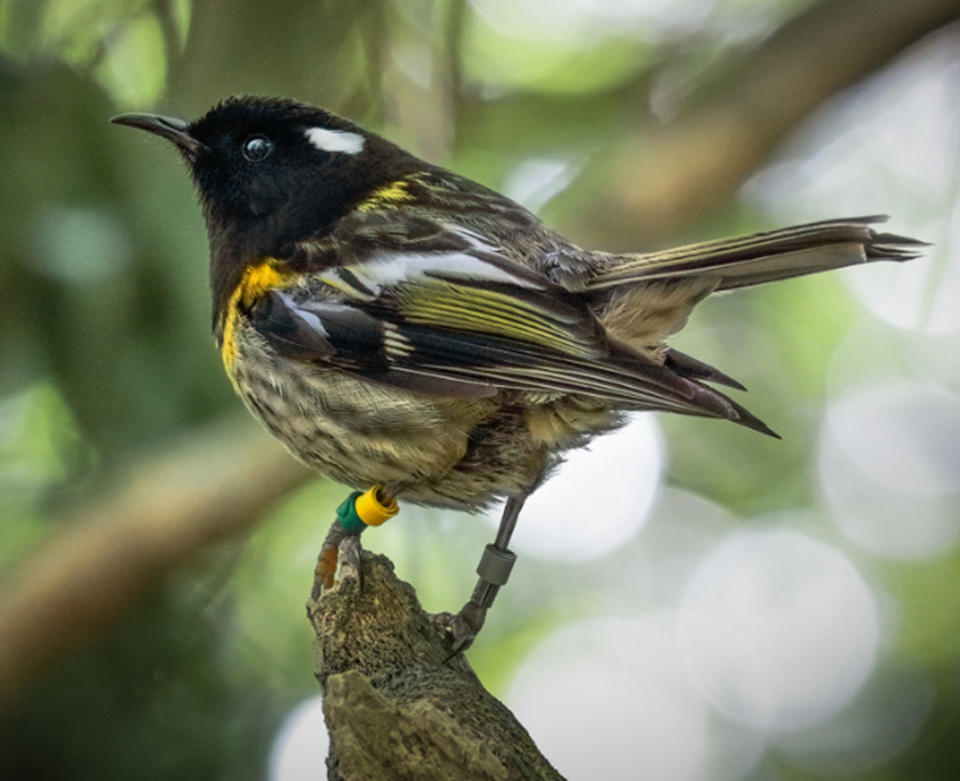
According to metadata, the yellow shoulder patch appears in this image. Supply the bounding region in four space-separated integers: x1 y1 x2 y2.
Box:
238 262 288 308
220 259 291 371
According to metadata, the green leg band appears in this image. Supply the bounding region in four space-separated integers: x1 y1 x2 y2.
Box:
336 491 367 535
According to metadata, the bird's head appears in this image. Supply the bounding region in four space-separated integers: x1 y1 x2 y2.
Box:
112 96 419 254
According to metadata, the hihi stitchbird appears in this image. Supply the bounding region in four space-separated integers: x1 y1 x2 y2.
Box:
113 96 923 650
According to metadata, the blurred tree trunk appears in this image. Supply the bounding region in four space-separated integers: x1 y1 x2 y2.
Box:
562 0 960 249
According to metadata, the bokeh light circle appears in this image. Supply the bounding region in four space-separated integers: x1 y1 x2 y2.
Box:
269 697 329 781
679 528 879 732
820 381 960 559
508 616 712 781
485 413 662 561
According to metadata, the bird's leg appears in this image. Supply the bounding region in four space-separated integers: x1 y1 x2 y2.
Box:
313 485 398 599
442 491 528 655
313 518 355 600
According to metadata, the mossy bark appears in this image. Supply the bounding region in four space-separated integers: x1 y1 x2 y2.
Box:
307 542 564 781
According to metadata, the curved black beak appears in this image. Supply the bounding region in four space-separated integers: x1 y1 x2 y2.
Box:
111 113 207 158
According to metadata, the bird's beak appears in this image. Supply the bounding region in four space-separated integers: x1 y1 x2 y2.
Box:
111 113 207 158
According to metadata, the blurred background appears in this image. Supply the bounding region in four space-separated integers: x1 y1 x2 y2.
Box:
1 0 959 779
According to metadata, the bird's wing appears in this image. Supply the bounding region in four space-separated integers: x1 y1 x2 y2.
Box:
584 217 925 292
252 219 776 435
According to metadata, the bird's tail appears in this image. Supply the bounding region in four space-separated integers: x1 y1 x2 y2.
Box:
584 216 925 292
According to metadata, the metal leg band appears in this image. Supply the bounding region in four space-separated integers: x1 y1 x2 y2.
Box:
476 543 517 586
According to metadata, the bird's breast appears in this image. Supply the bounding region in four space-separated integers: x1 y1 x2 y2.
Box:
225 314 497 494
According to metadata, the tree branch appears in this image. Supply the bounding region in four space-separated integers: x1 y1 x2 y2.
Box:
309 544 564 781
0 416 313 710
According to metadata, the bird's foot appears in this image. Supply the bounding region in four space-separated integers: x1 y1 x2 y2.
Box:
313 486 399 599
434 543 518 658
432 599 488 657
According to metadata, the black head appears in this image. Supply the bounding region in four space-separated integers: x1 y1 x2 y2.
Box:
112 96 423 255
113 97 428 329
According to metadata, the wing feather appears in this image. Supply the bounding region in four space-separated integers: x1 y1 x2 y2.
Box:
253 216 780 435
252 286 776 436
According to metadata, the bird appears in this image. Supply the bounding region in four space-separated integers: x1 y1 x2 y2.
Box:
112 96 922 650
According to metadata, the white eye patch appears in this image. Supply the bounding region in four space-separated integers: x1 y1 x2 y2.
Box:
304 127 365 154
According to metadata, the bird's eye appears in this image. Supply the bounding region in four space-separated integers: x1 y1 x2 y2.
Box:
242 134 273 162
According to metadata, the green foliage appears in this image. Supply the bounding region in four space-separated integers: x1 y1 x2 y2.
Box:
1 1 958 780
0 0 189 107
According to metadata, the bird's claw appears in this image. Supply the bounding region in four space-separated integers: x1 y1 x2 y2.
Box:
433 599 488 658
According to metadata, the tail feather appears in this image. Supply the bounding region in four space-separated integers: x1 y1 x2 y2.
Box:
680 379 781 439
663 348 746 391
586 217 926 292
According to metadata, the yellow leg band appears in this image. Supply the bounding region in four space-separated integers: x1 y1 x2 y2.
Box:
354 485 399 527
